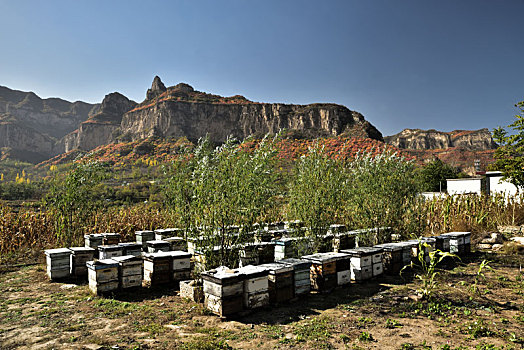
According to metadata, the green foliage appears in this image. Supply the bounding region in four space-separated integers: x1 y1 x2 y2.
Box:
345 150 422 245
402 241 457 300
287 143 347 252
419 158 460 192
164 135 279 270
492 100 524 192
470 259 493 295
43 161 107 245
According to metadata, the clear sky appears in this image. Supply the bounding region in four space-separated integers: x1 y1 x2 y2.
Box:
0 0 522 136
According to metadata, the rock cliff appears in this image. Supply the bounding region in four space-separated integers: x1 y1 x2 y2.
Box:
385 128 497 151
0 85 98 162
119 78 383 144
63 92 136 152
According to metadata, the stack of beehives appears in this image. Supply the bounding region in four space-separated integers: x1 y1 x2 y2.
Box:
237 265 270 309
45 248 72 280
279 258 312 296
112 255 143 289
69 247 95 278
87 259 119 294
202 266 245 317
259 262 294 303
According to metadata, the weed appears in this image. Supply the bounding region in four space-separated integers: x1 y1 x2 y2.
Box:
358 331 373 342
357 316 374 328
294 317 332 342
463 319 494 339
385 318 403 329
470 260 493 295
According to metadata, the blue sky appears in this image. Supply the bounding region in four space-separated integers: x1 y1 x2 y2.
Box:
0 0 522 136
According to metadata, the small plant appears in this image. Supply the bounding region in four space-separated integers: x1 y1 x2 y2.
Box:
357 316 374 328
384 318 402 329
358 331 373 342
464 319 494 339
470 260 493 295
401 241 457 300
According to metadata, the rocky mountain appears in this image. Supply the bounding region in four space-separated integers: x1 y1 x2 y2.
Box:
385 128 497 151
62 93 136 152
0 85 98 162
118 77 383 145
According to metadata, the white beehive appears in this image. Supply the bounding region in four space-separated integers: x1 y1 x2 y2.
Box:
87 259 119 294
111 255 143 289
69 247 95 277
45 248 72 280
237 265 269 309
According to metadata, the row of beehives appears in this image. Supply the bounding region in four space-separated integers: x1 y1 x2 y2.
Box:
200 231 471 317
44 245 192 294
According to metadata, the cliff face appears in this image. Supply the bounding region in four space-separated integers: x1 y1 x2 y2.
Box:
0 85 99 162
385 128 497 151
62 92 136 152
120 78 383 144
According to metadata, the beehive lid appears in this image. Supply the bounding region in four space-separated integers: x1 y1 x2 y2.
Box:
419 237 436 243
69 247 96 253
146 240 170 246
84 233 104 240
44 248 71 256
237 265 269 278
143 252 174 260
98 244 122 251
340 247 382 257
302 252 338 264
443 231 470 237
86 259 119 269
278 258 312 270
273 236 303 246
375 243 403 252
259 262 293 274
118 242 142 248
111 255 142 263
102 233 120 238
201 266 244 284
432 235 450 241
165 251 192 259
164 237 185 242
135 230 154 235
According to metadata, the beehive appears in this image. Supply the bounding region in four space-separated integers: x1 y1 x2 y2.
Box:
69 247 95 277
118 242 143 257
168 251 192 284
87 259 119 294
259 262 294 303
154 228 184 241
102 233 121 245
164 237 187 251
332 232 357 252
266 221 285 231
143 252 172 286
442 232 470 255
374 243 403 275
396 241 417 266
279 258 312 296
146 240 171 253
111 255 143 289
135 230 155 249
273 237 311 261
239 243 261 267
317 233 334 253
340 247 383 282
433 235 450 252
284 220 303 230
237 265 269 309
302 253 338 292
328 224 347 234
202 266 245 316
84 234 104 258
45 248 72 280
332 252 351 286
98 245 124 259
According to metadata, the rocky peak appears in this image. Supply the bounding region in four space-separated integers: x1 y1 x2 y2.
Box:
385 128 497 151
146 76 167 100
172 83 194 93
98 92 136 117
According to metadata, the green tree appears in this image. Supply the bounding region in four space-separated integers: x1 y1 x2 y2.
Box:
43 161 106 245
492 100 524 192
345 150 422 245
419 158 460 192
165 135 280 270
287 143 347 252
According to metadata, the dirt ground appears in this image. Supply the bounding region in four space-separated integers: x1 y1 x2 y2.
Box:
0 251 523 350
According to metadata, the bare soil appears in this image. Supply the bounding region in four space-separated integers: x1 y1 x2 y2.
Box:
0 251 523 350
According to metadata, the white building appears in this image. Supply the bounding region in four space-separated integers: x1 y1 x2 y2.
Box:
446 178 483 195
485 171 519 196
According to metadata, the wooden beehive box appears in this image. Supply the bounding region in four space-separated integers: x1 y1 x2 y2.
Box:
302 253 338 292
69 247 95 277
433 235 450 252
332 232 356 252
279 258 312 295
111 255 143 289
180 279 204 303
118 242 143 257
87 259 119 294
98 245 124 259
143 252 172 286
168 251 192 283
164 237 187 251
202 266 245 316
102 233 121 246
259 262 294 303
135 230 155 249
84 234 104 258
154 228 184 241
375 243 402 275
340 247 382 282
237 265 269 309
146 240 171 253
45 248 72 280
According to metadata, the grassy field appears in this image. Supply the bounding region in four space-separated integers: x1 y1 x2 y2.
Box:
1 251 522 350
